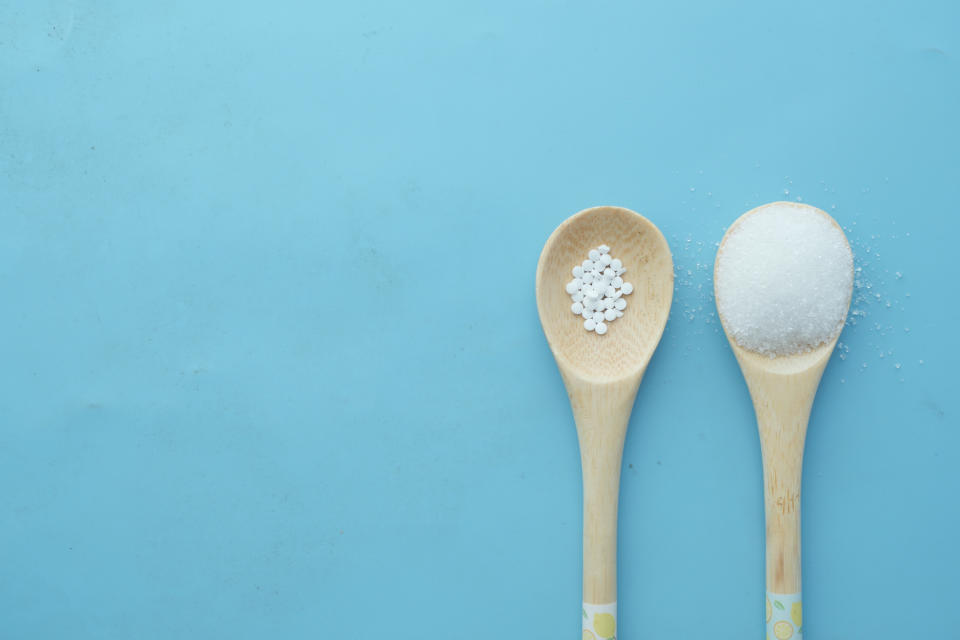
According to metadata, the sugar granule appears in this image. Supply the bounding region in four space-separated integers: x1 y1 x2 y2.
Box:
716 203 853 356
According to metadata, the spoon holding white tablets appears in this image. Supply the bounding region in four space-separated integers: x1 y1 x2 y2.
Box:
714 201 853 640
536 205 673 639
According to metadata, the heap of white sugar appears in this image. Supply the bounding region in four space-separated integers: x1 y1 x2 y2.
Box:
565 244 634 335
715 203 853 356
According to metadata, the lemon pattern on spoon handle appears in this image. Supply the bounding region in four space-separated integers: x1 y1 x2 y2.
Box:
767 592 802 640
582 602 616 640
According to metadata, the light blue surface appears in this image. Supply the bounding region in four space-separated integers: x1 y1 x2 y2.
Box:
2 1 957 637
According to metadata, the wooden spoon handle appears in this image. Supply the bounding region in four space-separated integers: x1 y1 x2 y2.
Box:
566 375 640 640
762 459 803 594
763 466 804 639
758 400 811 640
581 443 623 604
580 444 623 640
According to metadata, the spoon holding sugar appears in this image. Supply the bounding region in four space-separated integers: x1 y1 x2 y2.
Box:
537 206 673 639
714 201 853 640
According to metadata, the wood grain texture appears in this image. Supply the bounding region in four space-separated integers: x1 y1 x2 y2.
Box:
729 341 834 593
536 206 673 603
715 202 852 595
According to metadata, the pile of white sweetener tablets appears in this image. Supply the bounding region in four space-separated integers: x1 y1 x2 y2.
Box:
565 244 634 335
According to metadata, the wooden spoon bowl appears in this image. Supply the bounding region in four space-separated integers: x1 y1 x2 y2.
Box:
537 206 674 383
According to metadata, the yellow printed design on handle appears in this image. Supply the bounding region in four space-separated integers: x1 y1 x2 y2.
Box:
766 592 801 640
583 602 616 640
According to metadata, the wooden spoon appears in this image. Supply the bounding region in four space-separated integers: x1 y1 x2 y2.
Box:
714 202 853 640
536 205 673 638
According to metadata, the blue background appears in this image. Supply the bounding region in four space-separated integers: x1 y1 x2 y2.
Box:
2 1 957 638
